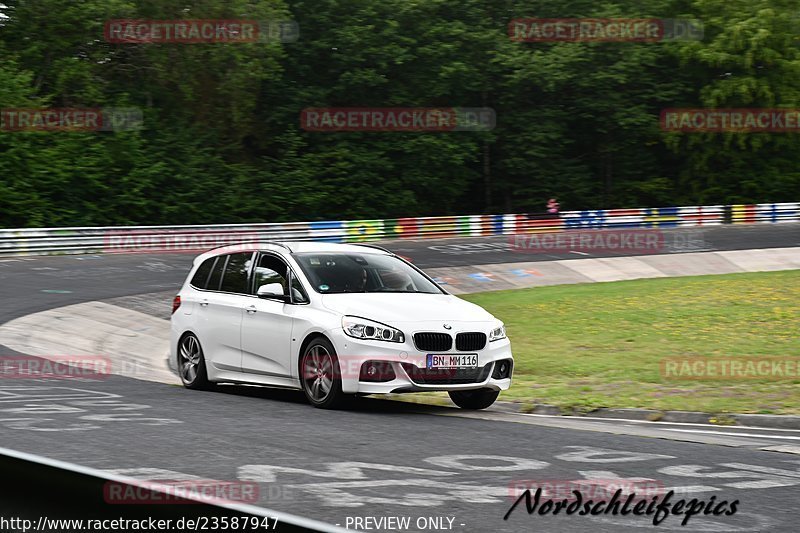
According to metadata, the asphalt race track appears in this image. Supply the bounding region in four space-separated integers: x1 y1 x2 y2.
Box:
1 224 799 532
388 223 800 268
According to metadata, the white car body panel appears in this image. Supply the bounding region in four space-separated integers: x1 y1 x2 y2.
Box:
240 297 294 377
199 291 244 373
170 242 513 399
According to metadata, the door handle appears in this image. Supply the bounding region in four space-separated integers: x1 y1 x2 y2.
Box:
245 305 257 314
199 299 209 307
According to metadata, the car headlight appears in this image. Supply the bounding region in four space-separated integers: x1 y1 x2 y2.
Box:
342 316 405 343
489 323 507 342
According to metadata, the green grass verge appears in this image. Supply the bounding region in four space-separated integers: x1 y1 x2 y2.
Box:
419 270 800 415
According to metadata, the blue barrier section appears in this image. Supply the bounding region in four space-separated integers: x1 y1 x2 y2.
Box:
763 203 798 222
564 210 606 229
492 214 504 235
309 220 344 242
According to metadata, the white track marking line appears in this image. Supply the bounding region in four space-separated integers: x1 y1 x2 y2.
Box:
516 412 800 432
659 429 800 441
722 463 800 479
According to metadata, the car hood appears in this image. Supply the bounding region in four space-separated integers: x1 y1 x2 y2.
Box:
319 293 496 324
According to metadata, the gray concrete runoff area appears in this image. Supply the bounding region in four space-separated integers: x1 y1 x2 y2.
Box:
0 226 799 532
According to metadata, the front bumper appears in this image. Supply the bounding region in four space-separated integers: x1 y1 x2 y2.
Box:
327 328 513 394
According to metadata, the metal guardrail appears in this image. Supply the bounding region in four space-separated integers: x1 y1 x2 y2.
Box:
730 203 800 224
0 203 796 256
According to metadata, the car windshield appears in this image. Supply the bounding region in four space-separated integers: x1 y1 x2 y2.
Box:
293 253 443 294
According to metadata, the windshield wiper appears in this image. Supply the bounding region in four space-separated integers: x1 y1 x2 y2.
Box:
369 288 430 293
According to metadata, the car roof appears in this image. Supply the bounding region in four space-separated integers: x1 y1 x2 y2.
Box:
193 241 391 264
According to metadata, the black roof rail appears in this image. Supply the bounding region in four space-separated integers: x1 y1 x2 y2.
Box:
203 241 293 254
353 243 395 255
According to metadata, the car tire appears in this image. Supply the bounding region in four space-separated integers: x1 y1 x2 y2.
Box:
177 333 212 390
448 388 499 410
300 337 348 409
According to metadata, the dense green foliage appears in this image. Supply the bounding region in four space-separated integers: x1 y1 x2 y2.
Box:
0 0 798 227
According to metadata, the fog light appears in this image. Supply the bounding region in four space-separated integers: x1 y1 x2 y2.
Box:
492 359 512 379
360 361 396 382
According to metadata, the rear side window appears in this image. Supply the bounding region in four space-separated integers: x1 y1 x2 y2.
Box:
207 256 226 291
190 257 216 289
220 252 253 294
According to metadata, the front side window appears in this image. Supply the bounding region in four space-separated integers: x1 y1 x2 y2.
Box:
251 253 310 304
252 254 289 295
219 252 253 294
293 253 442 294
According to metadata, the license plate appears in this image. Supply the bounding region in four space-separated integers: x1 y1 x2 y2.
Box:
427 354 478 369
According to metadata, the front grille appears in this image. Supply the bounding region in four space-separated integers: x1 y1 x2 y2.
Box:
456 332 487 351
401 363 492 385
413 332 452 352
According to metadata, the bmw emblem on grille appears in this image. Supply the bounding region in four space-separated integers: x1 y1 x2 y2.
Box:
443 324 452 330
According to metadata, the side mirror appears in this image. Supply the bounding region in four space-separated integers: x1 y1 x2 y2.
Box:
257 283 289 301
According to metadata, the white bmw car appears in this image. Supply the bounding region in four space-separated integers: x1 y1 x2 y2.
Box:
170 242 513 409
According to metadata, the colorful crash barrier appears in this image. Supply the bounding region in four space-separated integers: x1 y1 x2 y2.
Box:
310 205 733 241
0 202 797 255
731 203 800 224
